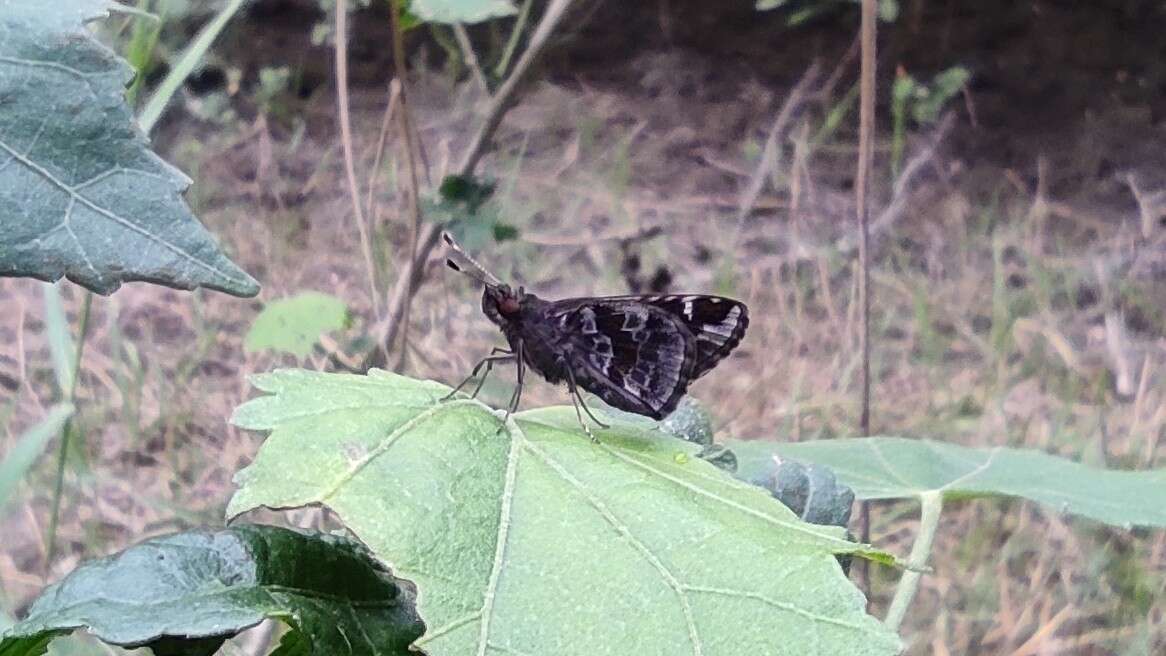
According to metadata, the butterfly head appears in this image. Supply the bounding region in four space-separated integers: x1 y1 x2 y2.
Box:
443 231 528 327
481 283 525 326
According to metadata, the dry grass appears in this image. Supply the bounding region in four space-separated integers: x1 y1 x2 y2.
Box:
2 45 1165 654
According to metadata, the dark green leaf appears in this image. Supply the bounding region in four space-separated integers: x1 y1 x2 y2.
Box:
228 369 900 656
0 525 423 656
751 459 855 527
0 1 259 297
729 437 1166 528
437 174 496 212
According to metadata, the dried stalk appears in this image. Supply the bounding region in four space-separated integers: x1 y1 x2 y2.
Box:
335 0 382 318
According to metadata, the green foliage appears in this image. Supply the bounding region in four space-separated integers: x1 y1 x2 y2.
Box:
890 66 969 178
244 292 351 359
228 369 900 656
424 174 518 249
0 0 258 297
0 525 423 656
729 437 1166 528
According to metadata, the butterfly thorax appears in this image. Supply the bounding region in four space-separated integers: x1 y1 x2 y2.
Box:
482 286 574 385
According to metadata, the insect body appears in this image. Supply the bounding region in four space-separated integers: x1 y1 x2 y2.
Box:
443 233 748 440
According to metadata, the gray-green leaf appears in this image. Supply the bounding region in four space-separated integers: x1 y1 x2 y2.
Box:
0 0 259 297
729 437 1166 528
0 525 423 656
228 369 900 656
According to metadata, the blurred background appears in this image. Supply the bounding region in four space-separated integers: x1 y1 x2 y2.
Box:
2 0 1165 653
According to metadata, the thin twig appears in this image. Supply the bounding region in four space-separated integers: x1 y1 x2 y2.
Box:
366 0 579 370
815 32 860 105
365 79 402 223
458 0 575 175
733 60 821 234
452 22 490 95
495 0 534 79
855 0 878 599
335 0 382 319
837 112 955 254
387 0 425 371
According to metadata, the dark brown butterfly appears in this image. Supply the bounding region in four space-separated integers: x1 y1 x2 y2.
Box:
442 233 748 440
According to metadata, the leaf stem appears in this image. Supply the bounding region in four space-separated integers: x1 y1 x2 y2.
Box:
884 490 943 631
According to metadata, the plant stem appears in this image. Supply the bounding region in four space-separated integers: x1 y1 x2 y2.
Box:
854 0 878 596
494 0 533 79
388 0 425 370
44 290 94 570
458 0 574 175
884 491 943 631
336 0 384 319
370 0 578 369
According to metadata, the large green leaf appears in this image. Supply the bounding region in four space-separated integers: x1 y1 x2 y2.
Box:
729 438 1166 528
0 0 259 297
410 0 517 24
228 369 900 656
244 291 351 359
0 525 423 656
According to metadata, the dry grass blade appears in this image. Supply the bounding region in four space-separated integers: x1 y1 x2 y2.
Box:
335 0 382 319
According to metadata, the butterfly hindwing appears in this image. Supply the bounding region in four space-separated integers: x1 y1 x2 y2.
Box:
549 300 694 418
638 295 750 378
547 295 747 419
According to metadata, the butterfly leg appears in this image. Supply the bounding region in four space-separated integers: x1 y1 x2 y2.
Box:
498 341 525 433
442 347 514 401
564 364 609 442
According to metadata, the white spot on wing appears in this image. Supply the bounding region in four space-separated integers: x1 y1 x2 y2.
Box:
701 305 741 338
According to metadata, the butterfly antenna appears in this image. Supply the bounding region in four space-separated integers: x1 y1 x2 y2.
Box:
445 259 495 288
443 231 503 287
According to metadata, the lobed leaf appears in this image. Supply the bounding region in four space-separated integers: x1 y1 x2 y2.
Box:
0 525 423 656
228 369 900 656
0 0 258 296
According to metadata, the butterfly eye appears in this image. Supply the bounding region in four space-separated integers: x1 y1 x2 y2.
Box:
499 296 521 315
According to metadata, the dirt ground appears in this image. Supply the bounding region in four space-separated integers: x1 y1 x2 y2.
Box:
2 0 1165 653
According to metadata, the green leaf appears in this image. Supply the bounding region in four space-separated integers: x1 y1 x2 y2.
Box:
228 369 900 656
0 0 259 297
911 66 969 124
0 525 423 656
410 0 517 24
0 404 74 512
729 437 1166 528
244 292 350 359
424 174 514 251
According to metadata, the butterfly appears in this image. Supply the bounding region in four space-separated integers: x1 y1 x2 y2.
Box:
441 233 748 440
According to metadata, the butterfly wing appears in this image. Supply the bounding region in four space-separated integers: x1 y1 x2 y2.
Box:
547 295 748 419
632 295 749 379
